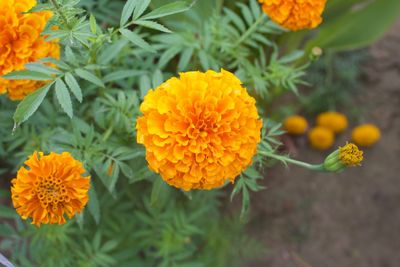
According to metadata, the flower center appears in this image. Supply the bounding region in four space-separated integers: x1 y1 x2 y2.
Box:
34 175 69 210
339 143 363 166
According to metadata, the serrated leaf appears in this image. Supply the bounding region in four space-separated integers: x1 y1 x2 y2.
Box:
119 29 155 52
55 79 73 118
3 70 52 80
25 63 61 75
142 1 192 20
133 0 151 19
64 73 83 102
120 0 136 26
134 20 171 33
75 68 105 88
13 83 52 124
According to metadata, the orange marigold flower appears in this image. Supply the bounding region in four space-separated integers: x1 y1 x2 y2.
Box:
283 115 308 135
11 152 90 226
308 126 334 150
136 70 262 191
316 111 348 134
259 0 327 31
0 0 60 100
351 124 381 147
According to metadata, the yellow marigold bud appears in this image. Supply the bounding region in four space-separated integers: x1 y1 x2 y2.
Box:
283 115 308 135
136 70 262 191
308 126 334 150
0 0 60 100
258 0 327 31
324 143 363 172
316 111 348 134
351 124 381 147
11 152 90 226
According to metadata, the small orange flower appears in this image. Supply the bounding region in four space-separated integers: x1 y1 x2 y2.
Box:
259 0 327 31
11 152 90 226
136 70 262 191
0 0 60 100
316 112 348 134
308 126 334 150
283 115 308 135
351 124 381 147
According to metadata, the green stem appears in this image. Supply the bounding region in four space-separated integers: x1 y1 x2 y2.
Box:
259 151 325 171
49 0 71 29
233 15 265 48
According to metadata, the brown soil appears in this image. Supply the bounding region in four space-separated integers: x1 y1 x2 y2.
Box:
246 21 400 267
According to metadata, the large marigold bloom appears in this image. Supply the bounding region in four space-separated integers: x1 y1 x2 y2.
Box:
136 70 262 191
259 0 327 31
0 0 60 100
11 152 90 226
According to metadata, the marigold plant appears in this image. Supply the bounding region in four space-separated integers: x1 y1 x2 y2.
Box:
316 111 348 134
308 126 334 150
136 70 262 191
283 115 308 135
258 0 327 31
0 0 60 100
11 151 90 226
351 124 381 147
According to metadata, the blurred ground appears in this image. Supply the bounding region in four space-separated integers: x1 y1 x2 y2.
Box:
246 20 400 267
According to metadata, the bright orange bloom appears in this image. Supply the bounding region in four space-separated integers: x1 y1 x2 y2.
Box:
316 111 348 134
259 0 327 31
351 124 381 147
308 126 334 150
11 152 90 226
136 70 262 191
283 115 308 135
0 0 60 100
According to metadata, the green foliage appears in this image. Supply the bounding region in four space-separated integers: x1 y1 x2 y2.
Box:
0 0 382 266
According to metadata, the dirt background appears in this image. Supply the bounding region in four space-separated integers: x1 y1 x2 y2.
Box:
246 21 400 267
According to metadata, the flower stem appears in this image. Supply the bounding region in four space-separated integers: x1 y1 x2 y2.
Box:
234 15 265 48
259 151 325 171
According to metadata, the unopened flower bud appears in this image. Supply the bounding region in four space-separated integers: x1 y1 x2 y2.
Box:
324 143 363 172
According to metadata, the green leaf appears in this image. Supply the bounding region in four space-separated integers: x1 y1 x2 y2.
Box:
89 14 97 34
178 47 194 71
142 1 192 20
152 69 164 87
139 75 151 98
134 20 171 33
88 186 100 224
150 178 168 207
25 63 61 75
103 70 146 82
55 78 73 118
64 73 83 102
13 83 52 124
3 70 52 80
119 29 155 52
133 0 151 19
307 0 400 51
0 205 18 219
75 68 105 88
120 0 136 26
